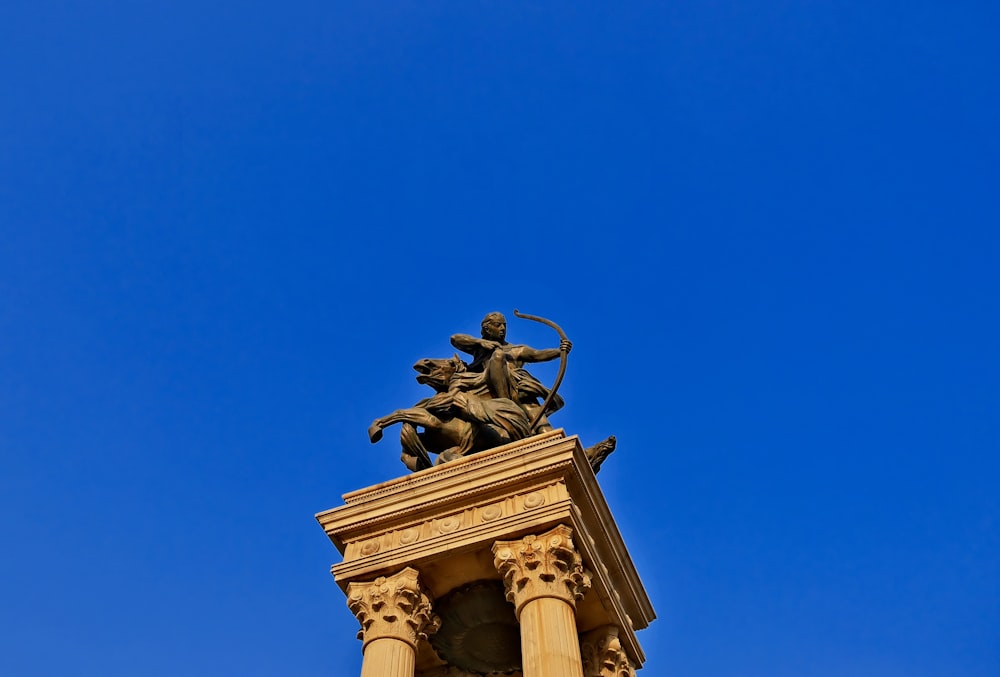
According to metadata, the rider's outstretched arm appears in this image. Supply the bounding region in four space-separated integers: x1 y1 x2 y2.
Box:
451 333 486 355
515 343 566 363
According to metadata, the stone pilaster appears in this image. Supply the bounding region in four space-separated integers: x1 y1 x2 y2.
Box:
347 567 440 677
581 626 637 677
493 525 592 677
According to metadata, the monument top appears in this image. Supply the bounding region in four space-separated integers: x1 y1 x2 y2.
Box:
367 310 617 475
317 430 655 674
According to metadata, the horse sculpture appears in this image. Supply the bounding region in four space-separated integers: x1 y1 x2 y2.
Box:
368 356 533 471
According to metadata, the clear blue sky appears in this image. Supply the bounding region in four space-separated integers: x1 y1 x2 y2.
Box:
2 2 997 676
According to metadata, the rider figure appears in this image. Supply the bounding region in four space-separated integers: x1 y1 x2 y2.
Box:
450 312 571 430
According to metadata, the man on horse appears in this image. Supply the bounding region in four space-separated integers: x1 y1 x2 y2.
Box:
369 310 617 474
450 312 572 431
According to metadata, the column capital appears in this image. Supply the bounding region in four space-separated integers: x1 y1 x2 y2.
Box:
346 567 440 650
492 524 592 615
581 625 637 677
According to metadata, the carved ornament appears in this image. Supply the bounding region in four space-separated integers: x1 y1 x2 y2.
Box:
346 567 440 649
491 524 592 614
343 485 563 563
581 625 637 677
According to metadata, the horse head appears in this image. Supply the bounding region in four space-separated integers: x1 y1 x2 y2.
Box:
412 355 467 392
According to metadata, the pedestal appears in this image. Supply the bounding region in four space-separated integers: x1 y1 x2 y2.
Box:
316 430 654 676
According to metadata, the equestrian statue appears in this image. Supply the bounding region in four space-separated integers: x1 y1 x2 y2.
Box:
368 310 617 473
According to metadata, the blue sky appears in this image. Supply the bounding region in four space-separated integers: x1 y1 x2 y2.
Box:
2 2 998 675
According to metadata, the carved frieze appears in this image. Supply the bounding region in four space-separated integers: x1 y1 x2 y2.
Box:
491 524 592 614
346 567 440 649
343 484 563 562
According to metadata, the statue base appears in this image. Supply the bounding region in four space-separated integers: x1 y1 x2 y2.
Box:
316 430 654 676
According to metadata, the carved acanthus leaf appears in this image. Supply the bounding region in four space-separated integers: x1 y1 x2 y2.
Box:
491 524 592 614
346 567 440 649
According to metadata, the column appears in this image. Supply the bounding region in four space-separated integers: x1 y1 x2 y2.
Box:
581 625 638 677
346 567 440 677
492 524 592 677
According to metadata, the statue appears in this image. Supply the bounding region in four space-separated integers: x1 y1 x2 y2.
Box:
450 311 570 432
368 311 617 473
368 356 533 471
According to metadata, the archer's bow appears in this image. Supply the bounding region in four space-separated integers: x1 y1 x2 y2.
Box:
513 309 569 431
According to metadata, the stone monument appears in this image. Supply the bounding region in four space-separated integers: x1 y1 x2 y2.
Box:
317 311 654 676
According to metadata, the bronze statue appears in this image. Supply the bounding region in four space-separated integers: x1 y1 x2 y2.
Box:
450 311 570 432
368 311 617 473
368 356 532 471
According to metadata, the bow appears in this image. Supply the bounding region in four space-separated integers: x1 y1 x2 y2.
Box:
513 309 570 431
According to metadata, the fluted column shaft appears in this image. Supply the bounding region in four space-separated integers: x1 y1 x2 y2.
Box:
359 637 415 677
346 567 439 677
519 595 585 676
493 524 592 677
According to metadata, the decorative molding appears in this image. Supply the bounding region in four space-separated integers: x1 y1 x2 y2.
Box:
343 485 564 562
481 502 503 522
581 625 637 677
523 491 545 509
399 527 420 545
492 524 592 614
331 463 574 537
437 514 463 534
346 567 440 650
341 430 569 504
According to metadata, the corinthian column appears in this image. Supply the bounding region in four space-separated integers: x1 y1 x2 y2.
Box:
492 524 592 677
346 567 440 677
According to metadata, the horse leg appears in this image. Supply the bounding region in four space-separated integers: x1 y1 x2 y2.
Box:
399 423 432 471
431 419 477 466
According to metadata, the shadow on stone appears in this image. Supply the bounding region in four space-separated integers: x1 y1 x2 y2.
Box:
430 580 521 674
